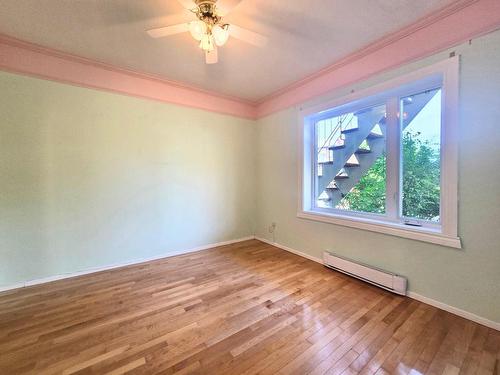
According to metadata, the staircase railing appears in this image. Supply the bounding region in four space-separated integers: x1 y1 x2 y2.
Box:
317 114 354 162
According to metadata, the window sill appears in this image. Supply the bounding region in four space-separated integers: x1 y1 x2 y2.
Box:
297 210 462 249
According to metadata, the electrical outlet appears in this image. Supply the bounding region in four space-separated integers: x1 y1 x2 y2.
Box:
269 222 277 233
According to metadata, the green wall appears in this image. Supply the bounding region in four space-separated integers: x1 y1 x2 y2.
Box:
255 30 500 323
0 72 256 287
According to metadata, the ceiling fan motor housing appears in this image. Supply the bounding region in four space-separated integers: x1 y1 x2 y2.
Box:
194 0 220 24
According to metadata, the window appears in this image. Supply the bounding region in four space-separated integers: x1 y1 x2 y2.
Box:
299 58 460 248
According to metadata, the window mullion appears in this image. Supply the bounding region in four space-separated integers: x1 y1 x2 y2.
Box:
385 97 400 222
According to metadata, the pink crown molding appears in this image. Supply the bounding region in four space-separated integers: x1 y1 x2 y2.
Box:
256 0 500 118
0 35 258 120
1 0 499 120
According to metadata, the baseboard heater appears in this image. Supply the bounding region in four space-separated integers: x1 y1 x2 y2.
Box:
323 251 407 295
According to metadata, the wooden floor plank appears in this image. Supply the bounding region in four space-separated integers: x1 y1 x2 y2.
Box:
0 239 497 375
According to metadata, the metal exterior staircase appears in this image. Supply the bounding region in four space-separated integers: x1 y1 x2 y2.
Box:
317 91 438 208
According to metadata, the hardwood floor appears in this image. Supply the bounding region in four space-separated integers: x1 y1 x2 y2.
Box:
0 239 498 375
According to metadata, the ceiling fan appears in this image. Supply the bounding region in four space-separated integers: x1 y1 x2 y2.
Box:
147 0 268 64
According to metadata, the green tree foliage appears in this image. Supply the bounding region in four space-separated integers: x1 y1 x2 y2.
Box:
337 155 386 214
338 132 440 220
401 132 440 220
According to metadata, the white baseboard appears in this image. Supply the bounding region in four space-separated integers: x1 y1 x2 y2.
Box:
407 292 500 331
255 236 500 331
256 236 324 264
0 236 255 293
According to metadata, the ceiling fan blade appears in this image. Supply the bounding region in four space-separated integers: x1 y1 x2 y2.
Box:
216 0 243 16
229 25 268 47
176 0 196 10
147 23 190 38
205 46 218 64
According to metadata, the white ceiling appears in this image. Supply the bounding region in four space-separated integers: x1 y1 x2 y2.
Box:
0 0 458 102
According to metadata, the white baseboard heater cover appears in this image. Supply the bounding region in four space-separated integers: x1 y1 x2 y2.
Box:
323 251 407 295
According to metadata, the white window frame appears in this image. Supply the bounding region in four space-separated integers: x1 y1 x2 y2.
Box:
298 57 460 248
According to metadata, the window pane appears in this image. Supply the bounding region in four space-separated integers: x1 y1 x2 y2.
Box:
315 104 386 214
401 89 441 222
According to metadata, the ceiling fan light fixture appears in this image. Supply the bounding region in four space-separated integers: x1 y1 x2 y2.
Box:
212 24 229 46
189 20 206 41
199 33 215 51
147 0 268 64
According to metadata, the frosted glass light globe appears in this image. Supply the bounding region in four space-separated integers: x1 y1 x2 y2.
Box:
212 25 229 46
189 21 206 41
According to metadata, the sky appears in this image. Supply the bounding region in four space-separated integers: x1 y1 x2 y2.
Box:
403 89 441 150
